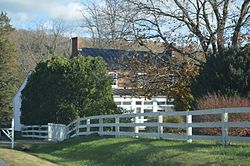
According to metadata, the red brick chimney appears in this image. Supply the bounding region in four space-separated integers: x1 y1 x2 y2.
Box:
70 37 85 58
71 37 78 58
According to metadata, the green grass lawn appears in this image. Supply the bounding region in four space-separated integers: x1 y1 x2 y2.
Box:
14 135 249 166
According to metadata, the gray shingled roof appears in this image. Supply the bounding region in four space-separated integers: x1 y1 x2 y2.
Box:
78 48 153 68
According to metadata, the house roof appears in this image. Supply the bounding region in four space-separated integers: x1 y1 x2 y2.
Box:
78 47 168 69
112 88 134 96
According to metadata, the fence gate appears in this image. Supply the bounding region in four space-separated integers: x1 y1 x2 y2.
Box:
0 119 14 149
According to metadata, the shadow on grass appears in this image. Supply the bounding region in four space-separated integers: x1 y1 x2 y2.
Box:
30 134 108 153
28 135 250 166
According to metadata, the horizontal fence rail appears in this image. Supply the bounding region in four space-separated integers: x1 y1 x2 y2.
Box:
67 107 250 145
21 125 49 139
22 107 250 144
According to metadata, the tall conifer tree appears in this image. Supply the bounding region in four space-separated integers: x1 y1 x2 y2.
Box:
0 12 21 124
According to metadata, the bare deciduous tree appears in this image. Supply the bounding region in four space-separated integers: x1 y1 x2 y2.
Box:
80 0 250 110
81 1 103 47
81 0 134 49
126 0 250 60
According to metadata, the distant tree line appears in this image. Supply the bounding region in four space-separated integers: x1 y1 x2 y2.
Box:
11 21 71 75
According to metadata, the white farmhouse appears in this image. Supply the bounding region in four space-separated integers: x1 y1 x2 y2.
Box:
13 37 174 131
71 37 175 119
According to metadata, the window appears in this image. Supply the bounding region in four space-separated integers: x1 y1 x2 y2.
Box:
136 107 141 113
136 101 142 105
157 101 166 105
144 101 153 105
137 73 147 87
136 107 144 119
144 109 153 113
115 102 121 105
123 101 132 105
109 72 118 86
167 74 175 86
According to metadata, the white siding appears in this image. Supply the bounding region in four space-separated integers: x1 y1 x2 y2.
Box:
13 74 30 131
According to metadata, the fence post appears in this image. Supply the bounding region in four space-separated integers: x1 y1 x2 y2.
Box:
11 118 14 149
65 125 69 140
47 123 52 141
186 112 192 143
87 118 90 135
115 116 120 137
99 117 103 136
32 126 34 139
158 112 163 139
134 115 139 138
76 118 80 137
221 110 228 145
39 126 42 139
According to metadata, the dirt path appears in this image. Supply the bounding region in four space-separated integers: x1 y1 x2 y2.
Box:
0 159 10 166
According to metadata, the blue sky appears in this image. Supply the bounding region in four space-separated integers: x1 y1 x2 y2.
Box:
1 0 247 38
0 0 88 36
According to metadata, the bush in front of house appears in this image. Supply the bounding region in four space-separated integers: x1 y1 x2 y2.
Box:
193 93 250 136
143 115 185 133
192 45 250 99
163 116 184 134
21 55 117 125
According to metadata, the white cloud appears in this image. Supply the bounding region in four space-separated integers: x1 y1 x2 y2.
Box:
8 12 31 22
0 0 85 22
47 2 83 21
17 12 30 21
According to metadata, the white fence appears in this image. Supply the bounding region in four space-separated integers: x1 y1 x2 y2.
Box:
21 123 67 141
67 107 250 145
21 107 250 144
22 125 49 139
0 119 15 148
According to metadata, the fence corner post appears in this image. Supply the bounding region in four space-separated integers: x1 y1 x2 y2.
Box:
158 112 163 139
47 123 52 141
186 111 192 143
221 110 229 145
